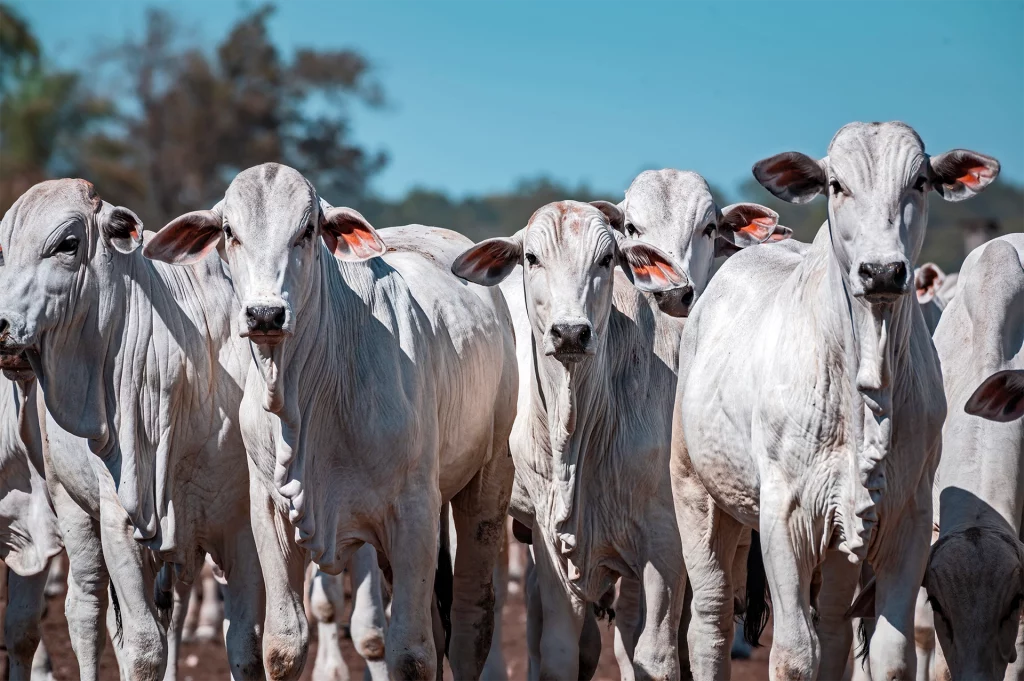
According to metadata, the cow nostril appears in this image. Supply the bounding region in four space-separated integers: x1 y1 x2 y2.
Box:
0 318 8 336
579 326 591 347
859 263 877 279
892 262 907 287
272 308 286 330
680 288 695 306
550 326 563 341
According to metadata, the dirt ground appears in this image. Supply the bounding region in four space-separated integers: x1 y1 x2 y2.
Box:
3 571 771 681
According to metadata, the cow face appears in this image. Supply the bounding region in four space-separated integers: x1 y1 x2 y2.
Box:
146 163 385 348
925 528 1024 680
452 200 685 365
619 170 782 317
753 122 998 305
0 179 143 438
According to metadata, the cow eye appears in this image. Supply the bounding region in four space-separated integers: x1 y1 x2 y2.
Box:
598 253 613 268
54 236 79 255
223 224 234 240
302 224 315 241
914 175 928 192
703 223 716 238
829 179 844 196
524 253 539 267
624 222 638 237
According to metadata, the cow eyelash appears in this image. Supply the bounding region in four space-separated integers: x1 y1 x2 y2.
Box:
829 179 844 196
53 236 79 255
302 224 315 241
703 223 716 238
624 223 639 237
914 176 928 192
598 253 613 268
524 253 539 267
223 224 234 240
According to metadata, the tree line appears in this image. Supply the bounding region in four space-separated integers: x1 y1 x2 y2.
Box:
2 3 1020 271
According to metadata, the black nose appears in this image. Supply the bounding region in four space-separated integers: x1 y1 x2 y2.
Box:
550 323 592 355
858 261 909 296
246 306 286 333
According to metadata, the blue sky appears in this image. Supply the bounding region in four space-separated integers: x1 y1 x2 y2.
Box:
15 1 1024 200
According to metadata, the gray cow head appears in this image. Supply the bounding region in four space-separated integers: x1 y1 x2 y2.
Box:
0 179 144 441
618 169 783 317
753 121 998 304
146 163 384 344
451 200 685 364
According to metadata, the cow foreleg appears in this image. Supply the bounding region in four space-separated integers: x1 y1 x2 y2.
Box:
633 527 687 681
249 475 308 681
480 528 510 681
614 576 642 681
53 483 107 681
449 451 514 680
868 478 931 681
386 495 441 681
4 568 48 681
98 482 168 681
678 488 743 680
760 476 819 681
309 569 350 681
813 548 860 680
532 531 586 681
347 544 388 681
163 568 193 681
221 528 267 681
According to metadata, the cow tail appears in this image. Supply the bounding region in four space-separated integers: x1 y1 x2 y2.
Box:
856 618 872 664
109 581 124 646
743 530 771 648
435 504 454 657
154 563 174 628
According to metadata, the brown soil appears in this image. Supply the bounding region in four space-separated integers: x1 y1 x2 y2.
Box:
4 576 771 681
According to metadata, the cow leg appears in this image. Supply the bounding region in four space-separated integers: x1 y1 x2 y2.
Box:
633 532 687 681
614 577 643 681
524 547 542 681
912 587 934 681
163 569 193 681
309 569 350 681
761 479 819 681
386 495 440 681
221 528 267 681
480 529 510 681
53 483 107 681
448 450 514 680
98 483 168 681
348 544 389 681
867 479 931 681
814 549 859 680
249 475 308 681
532 534 586 681
679 497 743 680
4 568 48 681
197 559 225 642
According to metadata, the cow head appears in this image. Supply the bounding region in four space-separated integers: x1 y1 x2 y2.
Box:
618 169 782 317
753 122 998 305
452 200 685 364
0 179 143 440
925 526 1024 679
147 163 384 348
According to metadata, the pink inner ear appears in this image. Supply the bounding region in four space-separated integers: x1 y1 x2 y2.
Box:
740 217 776 239
633 261 674 287
957 166 994 189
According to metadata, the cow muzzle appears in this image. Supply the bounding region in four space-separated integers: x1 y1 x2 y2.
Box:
545 320 595 364
852 257 911 303
0 313 38 381
240 298 292 346
653 284 696 318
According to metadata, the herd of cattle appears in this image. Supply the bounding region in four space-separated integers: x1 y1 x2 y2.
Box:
0 119 1021 681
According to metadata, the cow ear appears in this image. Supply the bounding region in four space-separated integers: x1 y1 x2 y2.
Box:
144 208 223 265
914 263 946 304
752 152 827 204
100 206 144 255
451 231 524 286
589 200 625 232
768 225 793 242
321 206 386 262
718 203 779 248
617 239 687 293
965 370 1024 423
930 150 999 202
845 578 876 620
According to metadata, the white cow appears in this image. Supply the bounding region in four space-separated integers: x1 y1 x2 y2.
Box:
0 373 62 681
453 196 779 680
924 234 1024 680
145 163 518 681
0 179 266 680
676 121 999 680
